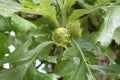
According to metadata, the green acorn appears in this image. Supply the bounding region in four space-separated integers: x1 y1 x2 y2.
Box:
52 28 70 47
66 20 82 37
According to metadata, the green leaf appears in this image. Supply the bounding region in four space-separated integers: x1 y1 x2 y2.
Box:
71 62 88 80
56 0 76 26
0 16 11 32
24 64 59 80
22 1 37 9
0 0 23 17
17 41 53 62
38 44 57 63
6 38 32 63
2 38 53 64
84 0 96 5
95 7 120 47
32 0 43 4
77 0 91 8
65 0 76 10
96 0 110 5
69 7 99 21
116 0 120 3
71 38 96 80
90 65 120 77
115 56 120 64
56 61 88 80
63 47 79 58
21 0 59 27
0 41 53 80
39 55 57 63
59 38 99 79
113 27 120 45
0 62 30 80
0 33 10 60
11 15 37 32
69 9 89 21
71 38 100 55
57 0 76 10
56 38 97 79
63 72 74 80
55 60 77 77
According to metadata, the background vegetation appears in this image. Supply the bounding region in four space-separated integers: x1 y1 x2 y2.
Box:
0 0 120 80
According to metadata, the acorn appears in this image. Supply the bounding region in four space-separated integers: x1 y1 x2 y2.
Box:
52 28 70 47
66 20 82 37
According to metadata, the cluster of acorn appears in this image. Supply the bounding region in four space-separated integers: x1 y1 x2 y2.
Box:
52 21 82 47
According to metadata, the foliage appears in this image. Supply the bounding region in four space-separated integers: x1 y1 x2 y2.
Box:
0 0 120 80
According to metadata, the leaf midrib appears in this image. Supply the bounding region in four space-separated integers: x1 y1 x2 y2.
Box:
72 38 95 80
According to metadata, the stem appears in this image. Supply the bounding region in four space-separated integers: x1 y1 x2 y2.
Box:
62 0 67 27
55 0 66 27
103 53 116 65
56 0 66 27
62 9 66 27
55 0 61 11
